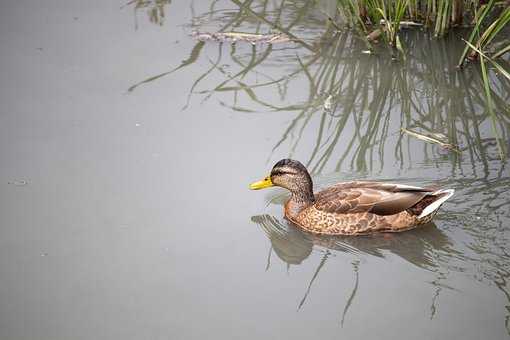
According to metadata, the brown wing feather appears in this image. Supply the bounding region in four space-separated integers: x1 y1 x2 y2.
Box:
314 181 433 216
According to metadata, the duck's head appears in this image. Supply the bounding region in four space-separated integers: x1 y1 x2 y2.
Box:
249 159 314 201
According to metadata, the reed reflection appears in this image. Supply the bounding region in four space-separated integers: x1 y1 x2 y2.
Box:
128 0 509 173
122 0 172 28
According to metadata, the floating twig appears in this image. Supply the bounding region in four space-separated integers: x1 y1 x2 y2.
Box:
401 128 461 153
191 31 293 45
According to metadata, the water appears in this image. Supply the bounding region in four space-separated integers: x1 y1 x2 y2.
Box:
0 1 509 339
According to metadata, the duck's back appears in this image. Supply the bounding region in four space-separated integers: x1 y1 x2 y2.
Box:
286 181 453 235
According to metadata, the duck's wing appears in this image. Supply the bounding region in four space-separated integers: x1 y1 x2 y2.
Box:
314 181 434 216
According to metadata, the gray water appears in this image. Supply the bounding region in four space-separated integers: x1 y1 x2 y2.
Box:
0 1 509 339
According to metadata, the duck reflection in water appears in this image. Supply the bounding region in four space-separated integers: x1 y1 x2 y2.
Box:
251 214 459 324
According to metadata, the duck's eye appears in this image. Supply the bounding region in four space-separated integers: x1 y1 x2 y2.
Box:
271 170 285 177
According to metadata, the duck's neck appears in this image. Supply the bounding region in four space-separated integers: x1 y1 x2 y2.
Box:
285 188 315 220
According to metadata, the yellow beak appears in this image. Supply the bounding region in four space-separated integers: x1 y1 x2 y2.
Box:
249 176 274 190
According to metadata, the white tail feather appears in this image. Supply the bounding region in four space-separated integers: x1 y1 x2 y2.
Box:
418 189 455 219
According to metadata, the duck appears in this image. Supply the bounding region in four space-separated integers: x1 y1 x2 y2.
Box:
249 159 454 235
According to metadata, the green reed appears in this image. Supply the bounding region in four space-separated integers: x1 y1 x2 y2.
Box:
457 0 510 67
335 1 509 155
336 0 509 50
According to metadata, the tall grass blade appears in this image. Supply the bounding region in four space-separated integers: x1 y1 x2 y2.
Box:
457 0 496 68
479 53 506 160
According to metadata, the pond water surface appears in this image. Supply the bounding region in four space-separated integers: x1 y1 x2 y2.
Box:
0 1 509 339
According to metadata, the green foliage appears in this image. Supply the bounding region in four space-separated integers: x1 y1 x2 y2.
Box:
336 0 509 48
336 1 509 137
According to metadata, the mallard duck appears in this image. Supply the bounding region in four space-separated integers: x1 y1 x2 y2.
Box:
249 159 454 235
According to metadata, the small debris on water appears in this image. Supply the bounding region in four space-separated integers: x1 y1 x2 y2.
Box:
8 180 27 186
401 128 460 153
430 132 448 141
324 95 333 111
361 50 372 54
380 19 423 28
135 123 141 127
191 31 292 45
